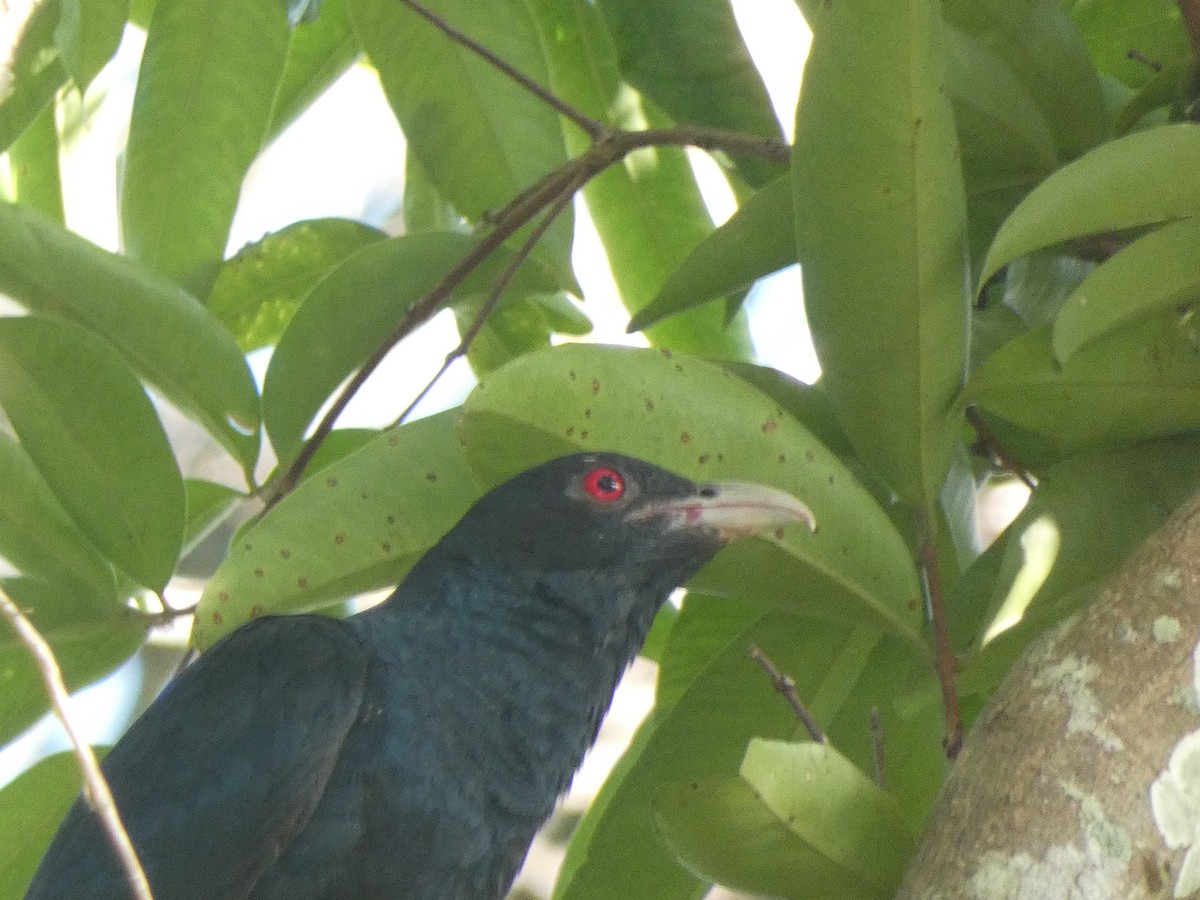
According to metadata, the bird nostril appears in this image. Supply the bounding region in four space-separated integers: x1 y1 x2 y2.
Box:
698 485 718 498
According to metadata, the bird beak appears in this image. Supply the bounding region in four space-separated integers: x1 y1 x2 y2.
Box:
631 481 816 541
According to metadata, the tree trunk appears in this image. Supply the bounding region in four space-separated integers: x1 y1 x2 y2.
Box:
896 492 1200 899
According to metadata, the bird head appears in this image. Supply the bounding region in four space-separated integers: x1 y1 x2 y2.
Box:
452 452 815 587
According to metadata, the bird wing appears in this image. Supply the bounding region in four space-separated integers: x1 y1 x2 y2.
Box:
26 614 370 900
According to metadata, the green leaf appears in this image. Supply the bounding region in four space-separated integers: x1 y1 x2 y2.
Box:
459 344 925 649
794 0 969 506
194 409 479 648
122 0 291 295
207 218 388 352
1053 217 1200 362
596 0 783 186
979 124 1200 289
265 0 360 141
346 0 573 281
455 293 587 378
54 0 130 91
401 149 464 234
945 25 1058 175
655 740 914 899
0 201 261 474
261 231 561 464
587 132 755 357
1110 55 1194 135
944 22 1058 262
969 302 1028 372
0 317 185 590
556 604 819 900
0 752 99 898
744 740 914 888
295 427 380 479
964 318 1200 452
0 0 69 153
629 174 795 332
3 104 64 222
943 0 1107 160
0 434 116 602
0 578 145 746
717 364 855 459
1070 0 1190 89
532 0 755 359
556 600 935 900
182 478 244 554
532 292 591 336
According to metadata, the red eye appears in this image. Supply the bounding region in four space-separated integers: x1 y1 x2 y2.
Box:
582 466 625 502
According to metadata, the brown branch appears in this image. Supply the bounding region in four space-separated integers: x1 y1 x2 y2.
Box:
397 0 608 140
0 588 153 900
1178 0 1200 65
394 184 579 427
749 645 825 743
916 510 962 758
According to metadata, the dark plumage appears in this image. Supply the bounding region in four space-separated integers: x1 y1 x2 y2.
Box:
26 452 813 900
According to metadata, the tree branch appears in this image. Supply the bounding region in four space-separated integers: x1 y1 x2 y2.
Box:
897 490 1200 899
0 589 153 900
916 509 963 758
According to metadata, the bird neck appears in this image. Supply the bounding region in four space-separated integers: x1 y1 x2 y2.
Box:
360 545 669 808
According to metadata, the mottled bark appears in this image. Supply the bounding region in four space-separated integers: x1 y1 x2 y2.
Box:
897 492 1200 899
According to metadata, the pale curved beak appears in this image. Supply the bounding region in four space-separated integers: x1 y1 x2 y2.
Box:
632 481 816 541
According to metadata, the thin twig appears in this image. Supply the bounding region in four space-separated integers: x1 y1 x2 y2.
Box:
966 406 1036 490
748 645 825 743
0 589 153 900
869 706 887 788
397 0 609 140
394 184 580 427
916 510 962 758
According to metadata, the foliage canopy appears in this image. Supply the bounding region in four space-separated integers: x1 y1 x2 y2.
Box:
0 0 1198 896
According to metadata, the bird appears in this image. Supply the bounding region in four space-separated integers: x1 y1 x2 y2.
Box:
26 451 814 900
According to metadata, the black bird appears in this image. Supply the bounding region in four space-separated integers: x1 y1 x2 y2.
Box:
26 451 814 899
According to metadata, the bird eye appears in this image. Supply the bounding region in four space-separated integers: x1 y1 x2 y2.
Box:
582 466 625 502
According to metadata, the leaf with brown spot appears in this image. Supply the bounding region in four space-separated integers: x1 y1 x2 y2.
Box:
194 409 479 649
